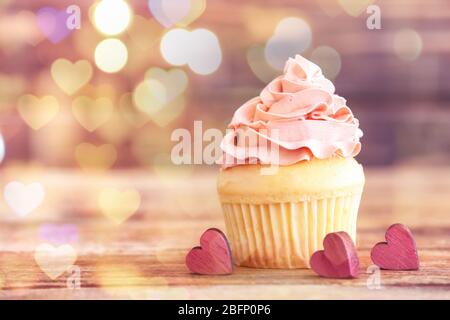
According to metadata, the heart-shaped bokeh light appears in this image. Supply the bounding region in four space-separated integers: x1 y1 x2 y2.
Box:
148 0 191 28
36 7 72 43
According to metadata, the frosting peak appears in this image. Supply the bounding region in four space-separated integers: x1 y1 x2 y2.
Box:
220 55 362 168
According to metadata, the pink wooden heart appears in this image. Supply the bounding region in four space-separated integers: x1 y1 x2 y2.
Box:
310 232 360 278
186 228 233 275
371 223 419 270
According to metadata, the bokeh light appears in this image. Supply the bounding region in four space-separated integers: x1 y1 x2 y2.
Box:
145 67 188 102
0 11 43 50
73 23 102 59
148 0 206 28
98 187 141 225
126 15 162 74
310 46 342 79
160 28 222 75
50 59 93 95
118 93 150 128
36 7 73 44
317 0 344 17
148 0 190 28
265 17 312 70
93 0 132 36
97 112 131 144
0 133 5 163
160 28 192 66
242 6 292 43
75 143 117 171
188 29 222 75
149 95 185 127
338 0 375 17
17 95 60 130
79 83 119 101
131 68 188 126
0 73 25 112
246 45 278 83
96 264 147 293
393 28 423 61
95 38 128 73
133 79 167 115
72 96 113 132
178 0 206 27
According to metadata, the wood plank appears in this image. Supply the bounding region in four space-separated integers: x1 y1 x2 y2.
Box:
0 167 449 299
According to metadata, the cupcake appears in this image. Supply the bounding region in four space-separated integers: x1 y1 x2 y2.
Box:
217 55 364 269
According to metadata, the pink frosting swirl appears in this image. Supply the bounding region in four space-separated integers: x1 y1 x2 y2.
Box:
220 55 362 168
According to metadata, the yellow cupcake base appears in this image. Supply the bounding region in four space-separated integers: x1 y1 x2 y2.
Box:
222 192 362 269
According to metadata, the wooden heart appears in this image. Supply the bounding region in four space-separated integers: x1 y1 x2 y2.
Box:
310 232 360 278
371 223 419 270
186 228 233 275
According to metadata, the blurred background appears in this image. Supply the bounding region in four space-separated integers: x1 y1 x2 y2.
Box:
0 1 449 295
0 0 449 171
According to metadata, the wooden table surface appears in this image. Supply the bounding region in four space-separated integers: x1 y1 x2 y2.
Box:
0 165 449 300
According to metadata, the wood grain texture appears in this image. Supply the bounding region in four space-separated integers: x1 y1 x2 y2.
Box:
310 232 360 279
186 228 233 275
0 166 449 299
371 224 420 270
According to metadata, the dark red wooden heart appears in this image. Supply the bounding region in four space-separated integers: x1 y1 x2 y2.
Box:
185 228 233 275
371 223 419 270
310 232 360 278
